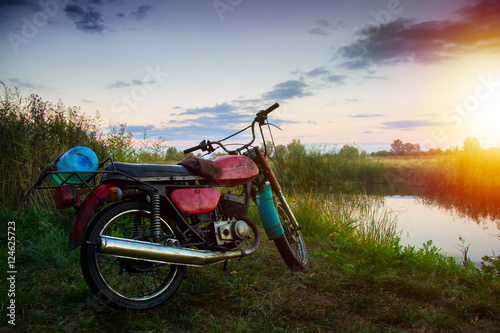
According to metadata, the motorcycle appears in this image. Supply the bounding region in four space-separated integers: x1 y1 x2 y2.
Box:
26 102 308 310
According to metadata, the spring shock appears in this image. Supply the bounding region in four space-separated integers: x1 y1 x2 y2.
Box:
132 215 143 239
150 193 161 242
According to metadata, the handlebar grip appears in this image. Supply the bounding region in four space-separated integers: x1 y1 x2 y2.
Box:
261 103 279 116
183 140 209 154
183 146 200 154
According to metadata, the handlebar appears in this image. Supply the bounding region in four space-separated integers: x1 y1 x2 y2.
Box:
259 102 279 117
183 103 280 155
183 140 208 154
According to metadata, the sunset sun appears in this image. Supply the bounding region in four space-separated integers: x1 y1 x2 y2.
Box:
473 93 500 141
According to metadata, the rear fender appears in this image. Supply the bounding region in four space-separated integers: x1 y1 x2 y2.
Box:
68 182 118 250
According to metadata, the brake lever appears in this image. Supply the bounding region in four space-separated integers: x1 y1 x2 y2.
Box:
266 122 283 131
203 140 216 153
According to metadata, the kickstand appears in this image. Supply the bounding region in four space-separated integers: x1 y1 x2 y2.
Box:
222 260 229 272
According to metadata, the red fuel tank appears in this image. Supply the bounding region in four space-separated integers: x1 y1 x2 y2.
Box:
212 155 259 186
170 188 220 214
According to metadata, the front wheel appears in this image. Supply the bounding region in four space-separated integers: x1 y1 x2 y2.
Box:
80 200 186 310
273 196 308 271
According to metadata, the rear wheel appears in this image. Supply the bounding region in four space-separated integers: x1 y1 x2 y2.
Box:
273 196 308 271
81 201 186 310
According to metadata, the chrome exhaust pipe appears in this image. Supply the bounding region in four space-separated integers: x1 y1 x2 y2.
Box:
97 218 260 267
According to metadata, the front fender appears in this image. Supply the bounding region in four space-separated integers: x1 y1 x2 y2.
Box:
68 182 118 250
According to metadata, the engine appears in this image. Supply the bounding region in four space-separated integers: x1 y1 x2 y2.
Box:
214 193 250 248
194 193 251 249
212 219 250 248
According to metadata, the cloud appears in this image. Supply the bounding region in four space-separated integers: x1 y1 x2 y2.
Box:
380 120 451 130
325 75 346 85
308 19 347 36
304 66 330 77
176 103 236 117
348 113 383 118
0 0 40 10
339 59 371 70
8 77 44 90
308 27 329 36
294 66 346 85
107 79 156 89
64 4 105 33
262 80 311 101
131 5 152 20
152 100 301 143
336 0 500 69
172 103 258 136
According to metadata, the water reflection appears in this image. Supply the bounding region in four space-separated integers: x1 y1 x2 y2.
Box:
295 184 500 266
384 190 500 267
419 187 500 225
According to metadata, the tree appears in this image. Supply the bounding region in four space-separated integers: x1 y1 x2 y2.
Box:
390 139 404 155
166 147 183 161
372 150 390 157
391 139 420 155
404 142 420 155
462 136 481 153
339 144 359 157
287 139 307 158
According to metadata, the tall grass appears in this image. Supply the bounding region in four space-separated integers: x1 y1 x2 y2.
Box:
0 86 109 209
0 86 183 210
289 192 400 246
274 140 386 192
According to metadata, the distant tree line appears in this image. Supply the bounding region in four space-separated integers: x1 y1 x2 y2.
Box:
389 139 420 156
370 137 489 157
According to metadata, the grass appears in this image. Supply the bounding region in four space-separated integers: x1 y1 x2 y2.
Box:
1 194 499 332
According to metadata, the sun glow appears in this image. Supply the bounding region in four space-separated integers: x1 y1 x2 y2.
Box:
473 92 500 143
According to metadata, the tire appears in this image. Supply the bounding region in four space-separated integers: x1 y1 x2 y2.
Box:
80 201 186 310
273 196 308 271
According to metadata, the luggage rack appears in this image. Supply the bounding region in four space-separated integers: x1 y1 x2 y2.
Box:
20 158 159 208
33 157 115 189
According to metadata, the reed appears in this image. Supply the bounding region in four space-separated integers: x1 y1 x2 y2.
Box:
286 192 400 247
274 140 386 192
0 86 109 209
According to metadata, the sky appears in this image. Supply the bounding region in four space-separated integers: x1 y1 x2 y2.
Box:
1 0 500 153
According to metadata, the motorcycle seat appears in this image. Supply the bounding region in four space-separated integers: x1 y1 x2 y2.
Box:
101 162 202 181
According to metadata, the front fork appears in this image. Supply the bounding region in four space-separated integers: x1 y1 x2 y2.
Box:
251 148 300 239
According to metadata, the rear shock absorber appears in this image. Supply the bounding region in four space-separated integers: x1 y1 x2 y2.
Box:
150 193 161 242
132 215 143 239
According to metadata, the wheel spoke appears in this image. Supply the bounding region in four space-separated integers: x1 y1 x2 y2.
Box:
272 195 309 270
93 209 182 300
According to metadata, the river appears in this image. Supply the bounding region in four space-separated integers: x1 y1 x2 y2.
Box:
384 194 500 267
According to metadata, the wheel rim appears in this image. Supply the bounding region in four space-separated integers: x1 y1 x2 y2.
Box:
93 209 181 301
276 203 308 263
